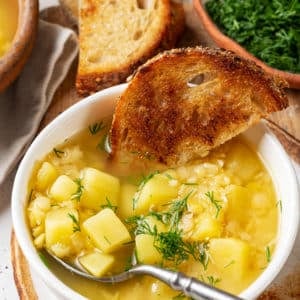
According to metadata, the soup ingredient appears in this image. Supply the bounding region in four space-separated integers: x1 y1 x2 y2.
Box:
110 47 288 167
0 0 18 57
27 126 278 297
205 0 300 73
83 208 131 253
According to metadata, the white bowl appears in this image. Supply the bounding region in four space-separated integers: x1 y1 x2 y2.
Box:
12 83 299 299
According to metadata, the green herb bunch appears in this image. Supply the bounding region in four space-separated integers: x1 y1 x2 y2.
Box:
205 0 300 73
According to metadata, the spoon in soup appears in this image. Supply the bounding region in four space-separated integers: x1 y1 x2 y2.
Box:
48 251 242 300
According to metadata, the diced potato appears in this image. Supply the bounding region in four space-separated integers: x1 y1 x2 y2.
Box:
190 215 221 241
28 196 51 227
79 251 115 277
45 207 78 257
35 162 58 191
33 233 45 249
226 185 250 224
83 208 131 253
134 173 178 214
209 238 250 280
49 175 77 202
80 168 120 210
118 183 137 219
225 142 261 183
144 215 167 233
135 234 162 265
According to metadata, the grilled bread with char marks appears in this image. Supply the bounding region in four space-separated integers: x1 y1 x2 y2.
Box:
110 47 288 166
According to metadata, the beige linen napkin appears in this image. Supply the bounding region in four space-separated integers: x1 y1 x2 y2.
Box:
0 19 78 184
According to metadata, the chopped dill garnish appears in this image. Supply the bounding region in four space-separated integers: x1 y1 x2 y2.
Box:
198 241 209 270
205 191 222 218
224 260 235 268
88 121 105 135
266 246 271 263
71 178 84 202
183 182 198 186
53 148 64 158
104 236 111 245
207 275 221 287
101 197 118 212
276 200 282 213
38 252 49 267
68 213 81 232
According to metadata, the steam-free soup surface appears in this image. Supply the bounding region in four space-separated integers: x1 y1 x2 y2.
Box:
0 0 18 57
27 120 278 299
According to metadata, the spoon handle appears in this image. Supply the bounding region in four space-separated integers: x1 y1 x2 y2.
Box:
130 265 242 300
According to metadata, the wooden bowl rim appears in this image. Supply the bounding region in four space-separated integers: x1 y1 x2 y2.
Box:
193 0 300 89
0 0 39 91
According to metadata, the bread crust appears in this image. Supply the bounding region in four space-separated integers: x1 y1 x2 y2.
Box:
110 47 288 166
76 0 172 96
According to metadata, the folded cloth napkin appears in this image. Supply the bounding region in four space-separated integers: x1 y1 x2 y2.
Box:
0 19 78 184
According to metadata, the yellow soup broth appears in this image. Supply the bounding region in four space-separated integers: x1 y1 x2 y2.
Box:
0 0 18 57
27 121 278 299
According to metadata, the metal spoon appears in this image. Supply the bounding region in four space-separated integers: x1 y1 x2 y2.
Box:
48 252 243 300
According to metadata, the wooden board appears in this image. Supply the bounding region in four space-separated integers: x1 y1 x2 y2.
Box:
11 3 300 300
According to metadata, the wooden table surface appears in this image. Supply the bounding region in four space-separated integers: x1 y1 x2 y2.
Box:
11 2 300 300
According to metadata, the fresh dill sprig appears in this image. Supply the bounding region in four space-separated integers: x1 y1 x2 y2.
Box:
183 182 198 186
68 213 81 232
100 197 118 212
71 178 84 202
205 191 222 218
53 148 64 158
104 236 111 245
207 275 221 287
266 246 271 263
88 121 105 135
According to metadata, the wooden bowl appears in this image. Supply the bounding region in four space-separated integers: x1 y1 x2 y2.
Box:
193 0 300 89
0 0 39 92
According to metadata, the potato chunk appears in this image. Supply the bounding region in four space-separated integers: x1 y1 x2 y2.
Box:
83 208 131 253
35 162 58 191
190 215 221 241
135 234 162 265
49 175 77 202
79 251 115 277
45 207 79 257
80 168 120 210
134 173 178 214
209 238 250 280
118 183 137 219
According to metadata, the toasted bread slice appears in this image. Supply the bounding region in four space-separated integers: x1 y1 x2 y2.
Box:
59 0 185 48
76 0 175 96
110 47 288 166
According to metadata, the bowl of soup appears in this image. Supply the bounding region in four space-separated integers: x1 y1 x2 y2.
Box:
12 83 299 299
0 0 38 92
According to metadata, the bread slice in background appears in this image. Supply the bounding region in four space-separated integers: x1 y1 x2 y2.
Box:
110 47 288 166
76 0 185 96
